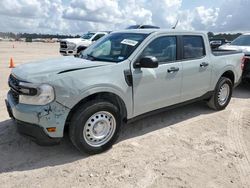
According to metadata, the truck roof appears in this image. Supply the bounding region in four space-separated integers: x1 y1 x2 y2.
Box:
87 31 108 34
113 29 207 35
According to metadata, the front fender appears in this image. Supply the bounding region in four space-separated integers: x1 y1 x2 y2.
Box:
57 84 133 119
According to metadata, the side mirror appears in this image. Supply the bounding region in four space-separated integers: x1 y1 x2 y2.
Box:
134 56 159 68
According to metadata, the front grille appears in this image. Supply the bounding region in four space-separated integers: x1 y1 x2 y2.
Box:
8 74 20 103
60 41 67 48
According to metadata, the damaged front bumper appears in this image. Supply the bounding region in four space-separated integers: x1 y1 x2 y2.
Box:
6 91 70 145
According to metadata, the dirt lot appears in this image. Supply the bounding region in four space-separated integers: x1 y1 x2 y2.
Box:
0 41 250 188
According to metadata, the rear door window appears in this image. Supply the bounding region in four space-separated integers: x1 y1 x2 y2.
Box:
183 36 206 59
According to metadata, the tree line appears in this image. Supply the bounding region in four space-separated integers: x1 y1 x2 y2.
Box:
208 32 242 42
0 31 243 42
0 32 80 39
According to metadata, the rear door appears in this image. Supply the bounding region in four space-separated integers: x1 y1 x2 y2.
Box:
132 35 182 116
181 35 212 101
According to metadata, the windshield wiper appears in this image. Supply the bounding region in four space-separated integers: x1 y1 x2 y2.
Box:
83 54 117 63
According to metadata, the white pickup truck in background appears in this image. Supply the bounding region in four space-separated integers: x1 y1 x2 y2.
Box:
219 33 250 53
59 31 108 56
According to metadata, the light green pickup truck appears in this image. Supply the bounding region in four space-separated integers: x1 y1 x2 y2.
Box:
6 29 244 154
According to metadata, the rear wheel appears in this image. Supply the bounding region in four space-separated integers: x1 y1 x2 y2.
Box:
69 100 121 154
207 77 233 110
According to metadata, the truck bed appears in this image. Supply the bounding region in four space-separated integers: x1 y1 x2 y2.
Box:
212 49 242 56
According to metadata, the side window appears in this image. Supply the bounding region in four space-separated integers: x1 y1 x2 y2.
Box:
92 34 105 41
141 36 176 64
183 36 205 59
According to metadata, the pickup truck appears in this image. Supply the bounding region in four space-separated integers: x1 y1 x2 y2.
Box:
126 24 160 29
59 31 108 56
6 29 244 154
219 33 250 82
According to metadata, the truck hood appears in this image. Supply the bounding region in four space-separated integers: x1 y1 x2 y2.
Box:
12 56 112 82
219 44 250 53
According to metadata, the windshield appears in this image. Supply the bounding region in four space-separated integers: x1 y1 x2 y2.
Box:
81 32 95 40
231 35 250 46
81 32 149 62
126 25 140 29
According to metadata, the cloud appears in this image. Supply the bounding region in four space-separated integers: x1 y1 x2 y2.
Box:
214 0 250 32
190 6 220 31
0 0 249 34
63 0 122 23
0 0 69 34
0 0 42 18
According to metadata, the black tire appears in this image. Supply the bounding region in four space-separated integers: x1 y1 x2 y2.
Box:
207 77 233 110
69 100 121 154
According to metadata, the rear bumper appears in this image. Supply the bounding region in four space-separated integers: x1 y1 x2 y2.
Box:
242 72 250 79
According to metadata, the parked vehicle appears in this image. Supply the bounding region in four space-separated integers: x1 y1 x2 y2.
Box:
59 31 108 56
76 31 112 56
219 33 250 82
219 33 250 52
242 54 250 82
6 30 244 154
126 24 160 29
209 38 226 49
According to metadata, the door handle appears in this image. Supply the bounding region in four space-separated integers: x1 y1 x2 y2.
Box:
200 62 209 67
167 67 179 73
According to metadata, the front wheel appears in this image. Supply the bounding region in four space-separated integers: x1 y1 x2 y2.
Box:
207 77 233 110
69 100 121 154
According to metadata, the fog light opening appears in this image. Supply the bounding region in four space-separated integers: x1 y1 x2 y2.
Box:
46 127 57 132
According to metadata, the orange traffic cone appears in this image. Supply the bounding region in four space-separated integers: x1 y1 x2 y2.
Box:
9 58 15 68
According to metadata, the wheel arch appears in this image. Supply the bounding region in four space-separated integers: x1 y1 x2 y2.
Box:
220 70 235 86
65 92 128 131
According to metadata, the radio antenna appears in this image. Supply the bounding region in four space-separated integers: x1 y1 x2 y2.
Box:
172 20 179 29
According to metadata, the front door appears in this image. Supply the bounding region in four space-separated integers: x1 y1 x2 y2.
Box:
132 35 182 117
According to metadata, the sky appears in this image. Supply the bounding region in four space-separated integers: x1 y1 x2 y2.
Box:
0 0 249 35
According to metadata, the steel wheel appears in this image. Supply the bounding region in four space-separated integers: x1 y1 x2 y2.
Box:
218 83 230 106
83 111 116 147
207 77 233 111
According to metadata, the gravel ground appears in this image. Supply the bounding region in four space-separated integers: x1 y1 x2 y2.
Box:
0 41 250 188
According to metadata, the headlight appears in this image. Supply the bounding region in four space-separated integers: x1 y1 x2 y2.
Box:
19 82 55 105
67 42 76 48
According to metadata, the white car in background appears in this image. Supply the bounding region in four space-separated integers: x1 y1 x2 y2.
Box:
59 31 108 56
219 33 250 53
